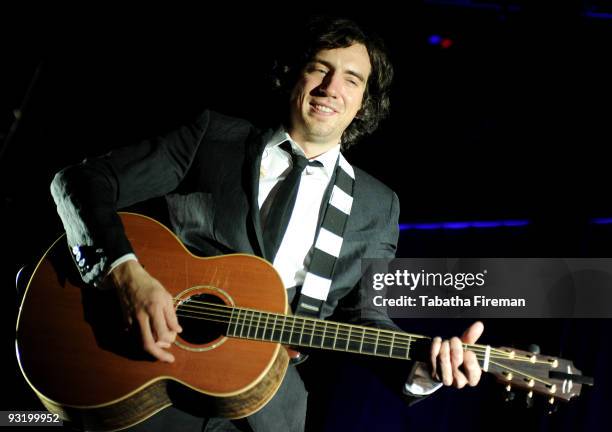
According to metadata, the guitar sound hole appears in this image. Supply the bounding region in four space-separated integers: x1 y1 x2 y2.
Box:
176 293 227 345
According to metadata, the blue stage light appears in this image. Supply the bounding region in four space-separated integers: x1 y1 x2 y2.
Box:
591 218 612 224
399 219 530 231
428 34 442 45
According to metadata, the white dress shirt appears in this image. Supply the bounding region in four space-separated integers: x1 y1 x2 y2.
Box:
258 127 340 289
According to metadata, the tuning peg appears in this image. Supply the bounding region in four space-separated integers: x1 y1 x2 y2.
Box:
528 344 540 354
525 391 534 408
547 397 558 415
503 384 515 402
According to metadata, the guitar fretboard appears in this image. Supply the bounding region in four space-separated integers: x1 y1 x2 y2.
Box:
226 307 422 360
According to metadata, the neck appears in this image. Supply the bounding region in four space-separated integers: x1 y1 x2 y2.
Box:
296 141 338 159
286 130 339 159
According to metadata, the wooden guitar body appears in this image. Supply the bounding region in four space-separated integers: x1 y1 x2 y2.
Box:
16 213 289 431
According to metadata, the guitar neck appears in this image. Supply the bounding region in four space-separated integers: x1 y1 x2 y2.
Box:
176 295 587 402
226 306 431 361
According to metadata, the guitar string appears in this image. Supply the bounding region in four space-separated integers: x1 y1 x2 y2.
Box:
174 309 556 386
177 306 419 351
175 299 422 346
177 309 531 363
174 299 551 364
174 305 553 365
176 301 547 363
174 298 504 355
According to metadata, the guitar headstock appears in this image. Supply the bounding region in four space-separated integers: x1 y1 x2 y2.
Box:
484 346 592 403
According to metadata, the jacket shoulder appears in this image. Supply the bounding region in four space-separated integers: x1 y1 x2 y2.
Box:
352 165 397 201
204 110 259 139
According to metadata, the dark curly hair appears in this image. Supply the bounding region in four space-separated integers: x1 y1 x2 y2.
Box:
271 17 394 150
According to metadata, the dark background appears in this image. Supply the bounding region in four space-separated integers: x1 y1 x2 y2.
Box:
2 1 611 430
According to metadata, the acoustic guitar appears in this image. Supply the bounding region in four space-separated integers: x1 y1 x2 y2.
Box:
16 213 590 431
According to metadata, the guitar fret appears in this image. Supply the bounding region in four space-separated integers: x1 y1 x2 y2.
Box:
227 307 236 336
269 313 276 341
323 322 335 349
307 319 314 347
299 318 305 346
249 310 256 339
240 310 246 338
333 323 339 350
245 310 252 338
250 310 256 339
244 310 251 338
280 316 287 343
263 313 271 340
365 329 377 355
271 314 279 341
374 329 380 355
346 327 352 351
266 313 273 341
233 309 241 337
389 332 395 357
289 316 297 345
255 311 262 339
320 322 327 348
391 334 404 358
359 328 364 353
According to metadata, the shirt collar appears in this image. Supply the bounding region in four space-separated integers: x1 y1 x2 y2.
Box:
265 126 341 178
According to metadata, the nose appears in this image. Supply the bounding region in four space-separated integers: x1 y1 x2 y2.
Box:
319 71 342 97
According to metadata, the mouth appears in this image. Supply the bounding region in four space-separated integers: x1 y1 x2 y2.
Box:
309 102 338 116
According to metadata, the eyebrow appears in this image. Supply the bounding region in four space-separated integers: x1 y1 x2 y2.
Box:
311 58 367 84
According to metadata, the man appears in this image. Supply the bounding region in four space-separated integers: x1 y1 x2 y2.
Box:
51 17 483 432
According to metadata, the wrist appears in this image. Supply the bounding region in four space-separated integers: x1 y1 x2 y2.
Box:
110 259 142 287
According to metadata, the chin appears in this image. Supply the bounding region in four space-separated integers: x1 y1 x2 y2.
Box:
305 124 336 141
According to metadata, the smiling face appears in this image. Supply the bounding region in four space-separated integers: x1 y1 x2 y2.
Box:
288 43 371 155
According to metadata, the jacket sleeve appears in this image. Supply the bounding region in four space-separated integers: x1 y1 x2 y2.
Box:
50 110 211 286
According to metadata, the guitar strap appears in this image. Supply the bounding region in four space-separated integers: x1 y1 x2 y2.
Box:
294 152 355 318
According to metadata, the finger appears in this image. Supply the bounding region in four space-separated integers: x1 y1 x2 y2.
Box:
439 340 452 386
137 312 175 363
463 350 482 387
430 336 442 380
461 321 484 344
450 337 464 369
151 304 175 345
450 337 467 389
164 301 183 334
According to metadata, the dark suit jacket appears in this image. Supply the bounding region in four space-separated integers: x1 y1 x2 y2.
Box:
51 110 424 430
51 109 400 322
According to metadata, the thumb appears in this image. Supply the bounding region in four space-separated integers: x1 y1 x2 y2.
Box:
461 321 484 344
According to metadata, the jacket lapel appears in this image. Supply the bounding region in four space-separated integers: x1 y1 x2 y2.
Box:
244 129 273 258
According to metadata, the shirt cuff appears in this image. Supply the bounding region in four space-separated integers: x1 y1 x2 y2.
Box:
106 253 138 277
403 361 443 396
